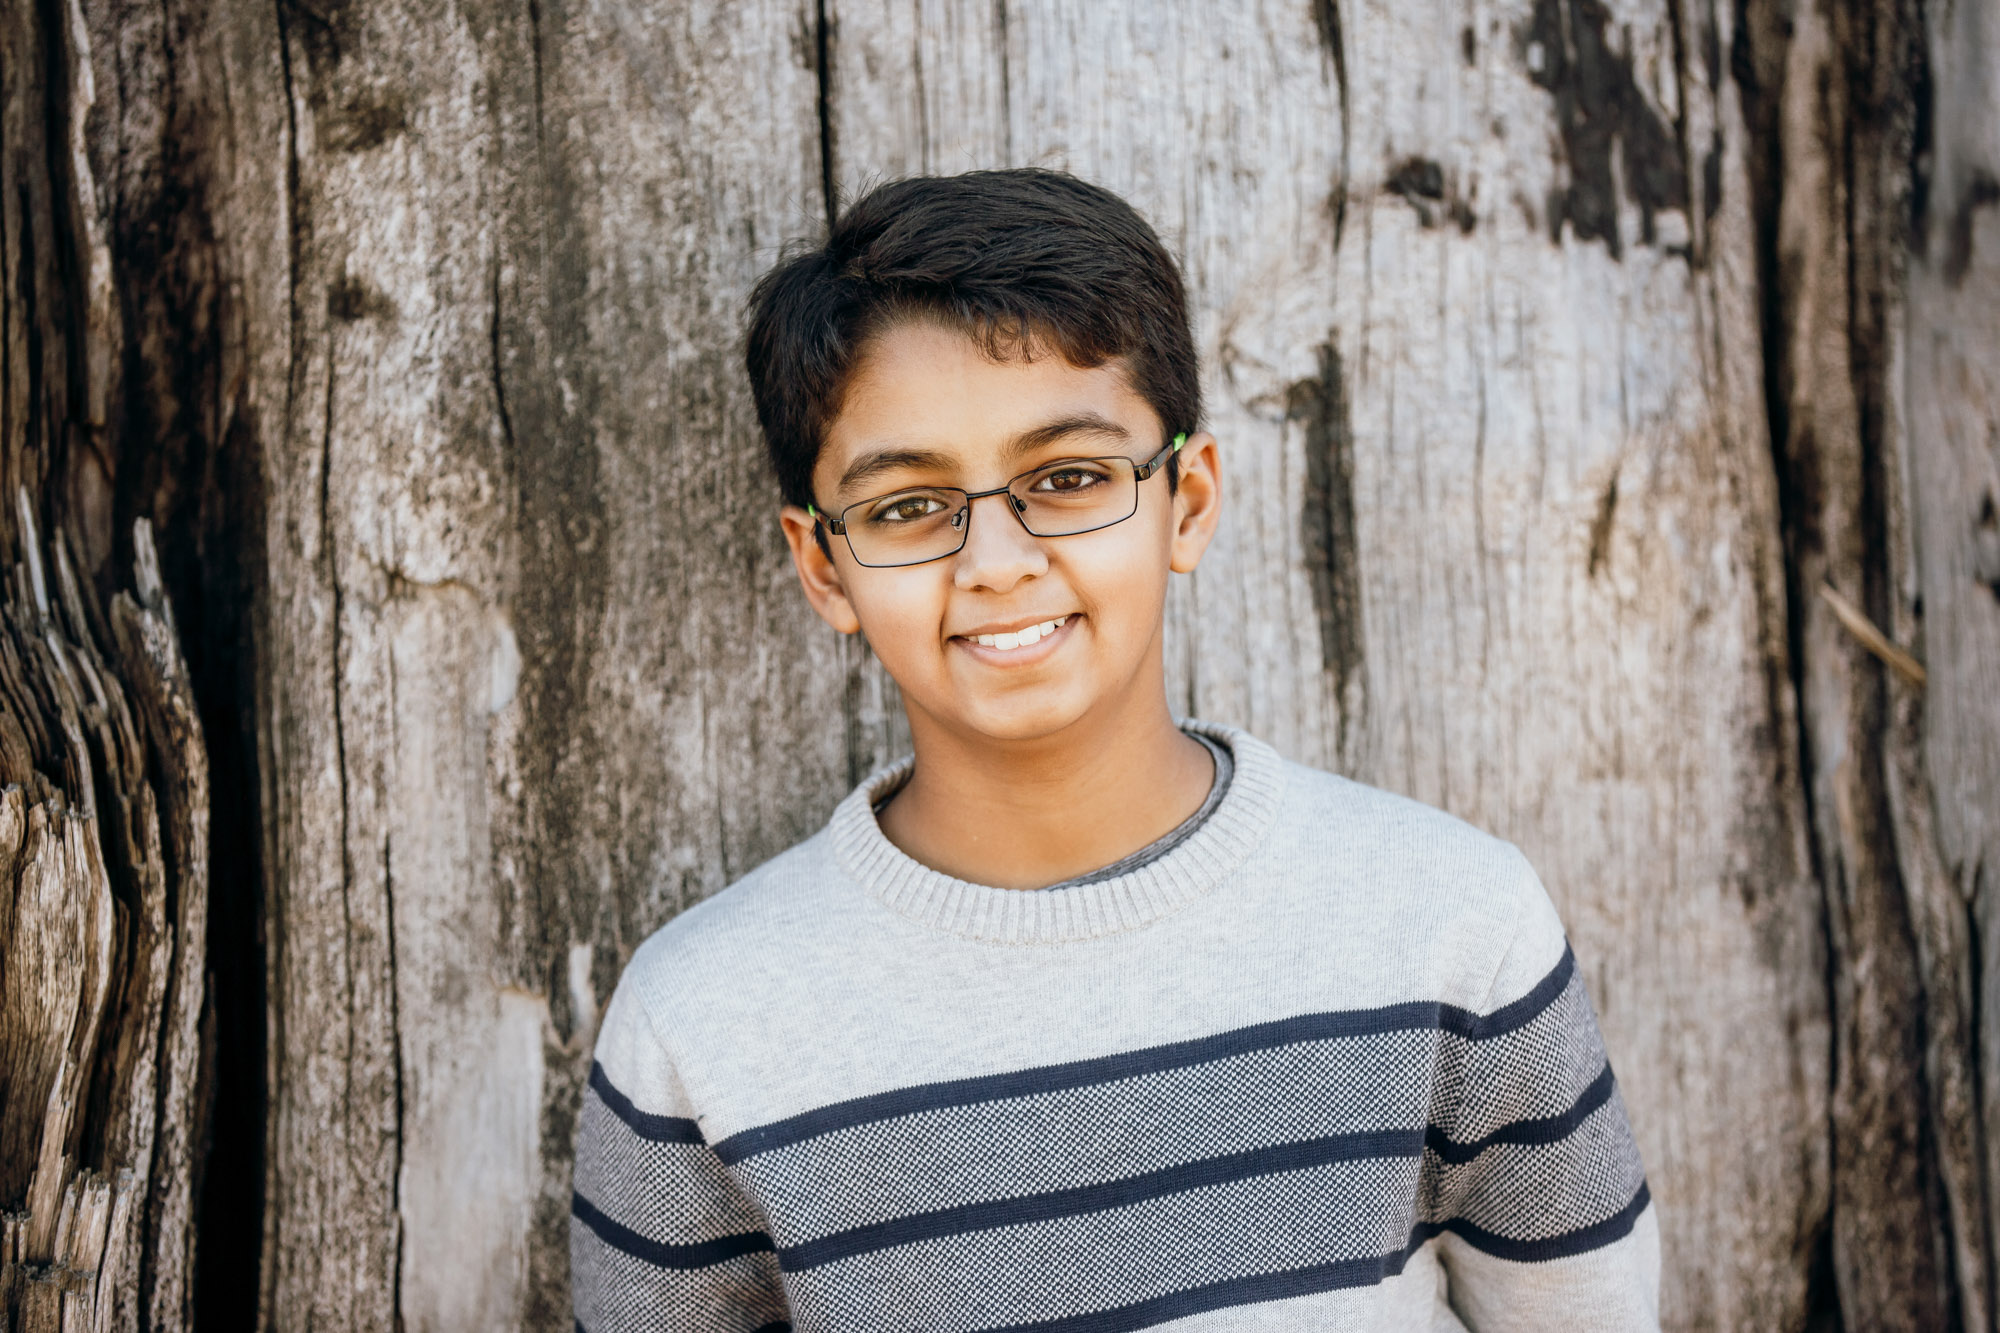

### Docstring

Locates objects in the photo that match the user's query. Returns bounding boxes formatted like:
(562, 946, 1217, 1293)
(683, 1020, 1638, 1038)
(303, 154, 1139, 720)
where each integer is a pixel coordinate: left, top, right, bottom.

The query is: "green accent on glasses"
(811, 433, 1187, 568)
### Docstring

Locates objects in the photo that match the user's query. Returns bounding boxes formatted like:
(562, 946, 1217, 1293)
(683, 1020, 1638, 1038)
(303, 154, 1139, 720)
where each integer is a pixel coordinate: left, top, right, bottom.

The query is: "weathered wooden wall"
(204, 0, 868, 1324)
(4, 0, 1996, 1328)
(1915, 0, 2000, 1318)
(1740, 0, 2000, 1323)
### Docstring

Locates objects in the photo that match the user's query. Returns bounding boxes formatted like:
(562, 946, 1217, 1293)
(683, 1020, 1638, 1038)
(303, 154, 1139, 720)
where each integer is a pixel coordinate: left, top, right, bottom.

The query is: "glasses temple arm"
(1133, 433, 1187, 481)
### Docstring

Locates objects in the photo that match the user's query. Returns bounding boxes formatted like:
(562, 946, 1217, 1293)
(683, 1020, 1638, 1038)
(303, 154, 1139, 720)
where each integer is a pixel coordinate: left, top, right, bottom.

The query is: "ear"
(780, 505, 863, 634)
(1168, 431, 1223, 574)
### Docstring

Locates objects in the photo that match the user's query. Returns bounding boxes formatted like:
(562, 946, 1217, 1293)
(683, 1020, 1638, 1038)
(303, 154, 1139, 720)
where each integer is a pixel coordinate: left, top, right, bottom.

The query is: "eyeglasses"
(809, 434, 1185, 569)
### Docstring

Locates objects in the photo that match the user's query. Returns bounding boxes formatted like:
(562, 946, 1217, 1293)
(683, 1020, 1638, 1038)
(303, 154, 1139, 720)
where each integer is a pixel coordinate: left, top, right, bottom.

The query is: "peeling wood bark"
(2, 0, 218, 1321)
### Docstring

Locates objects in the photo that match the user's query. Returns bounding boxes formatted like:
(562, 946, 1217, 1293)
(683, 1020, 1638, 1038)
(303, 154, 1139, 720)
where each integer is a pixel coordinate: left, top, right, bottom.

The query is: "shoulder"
(604, 830, 851, 1043)
(1235, 726, 1533, 908)
(1216, 726, 1563, 1011)
(1287, 757, 1529, 893)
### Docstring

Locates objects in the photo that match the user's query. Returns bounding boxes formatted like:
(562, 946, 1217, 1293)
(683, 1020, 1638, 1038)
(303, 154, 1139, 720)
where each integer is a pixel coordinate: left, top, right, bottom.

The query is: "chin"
(950, 692, 1098, 744)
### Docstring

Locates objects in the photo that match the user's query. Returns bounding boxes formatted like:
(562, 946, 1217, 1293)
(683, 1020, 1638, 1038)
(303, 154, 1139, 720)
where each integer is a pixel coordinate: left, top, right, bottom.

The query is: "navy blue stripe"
(1419, 1178, 1652, 1263)
(588, 1062, 705, 1144)
(973, 1177, 1650, 1333)
(777, 1128, 1423, 1272)
(717, 948, 1576, 1165)
(1467, 944, 1576, 1038)
(978, 1249, 1421, 1333)
(571, 1191, 774, 1270)
(1424, 1062, 1617, 1165)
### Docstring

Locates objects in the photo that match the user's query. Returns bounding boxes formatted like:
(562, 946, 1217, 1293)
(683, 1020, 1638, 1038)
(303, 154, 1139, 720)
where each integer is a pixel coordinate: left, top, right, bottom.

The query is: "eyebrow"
(834, 413, 1133, 497)
(836, 448, 958, 496)
(1005, 412, 1132, 458)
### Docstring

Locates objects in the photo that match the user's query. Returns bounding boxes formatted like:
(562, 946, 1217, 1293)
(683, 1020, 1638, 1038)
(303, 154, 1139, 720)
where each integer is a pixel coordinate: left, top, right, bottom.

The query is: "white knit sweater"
(571, 723, 1660, 1332)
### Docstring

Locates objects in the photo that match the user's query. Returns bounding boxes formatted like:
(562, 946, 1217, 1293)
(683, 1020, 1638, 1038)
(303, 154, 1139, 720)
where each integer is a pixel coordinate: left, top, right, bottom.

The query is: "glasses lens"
(1011, 457, 1139, 537)
(842, 487, 968, 567)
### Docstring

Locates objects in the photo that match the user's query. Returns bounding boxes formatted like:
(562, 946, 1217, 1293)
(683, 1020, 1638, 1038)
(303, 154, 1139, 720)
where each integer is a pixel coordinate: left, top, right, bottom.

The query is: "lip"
(952, 612, 1077, 639)
(950, 613, 1078, 663)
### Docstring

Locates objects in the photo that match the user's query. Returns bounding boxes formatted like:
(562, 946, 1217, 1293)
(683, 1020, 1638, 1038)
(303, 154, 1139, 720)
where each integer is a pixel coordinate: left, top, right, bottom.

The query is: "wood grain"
(228, 0, 849, 1322)
(1744, 0, 1999, 1322)
(9, 0, 1990, 1326)
(1909, 0, 2000, 1313)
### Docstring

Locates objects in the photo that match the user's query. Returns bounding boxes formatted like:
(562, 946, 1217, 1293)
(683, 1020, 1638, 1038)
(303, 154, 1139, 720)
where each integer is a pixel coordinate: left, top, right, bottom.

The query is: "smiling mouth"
(960, 615, 1072, 652)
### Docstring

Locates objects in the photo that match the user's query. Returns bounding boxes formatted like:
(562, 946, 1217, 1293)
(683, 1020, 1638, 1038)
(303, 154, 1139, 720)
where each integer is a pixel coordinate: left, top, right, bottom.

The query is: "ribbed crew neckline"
(829, 721, 1286, 944)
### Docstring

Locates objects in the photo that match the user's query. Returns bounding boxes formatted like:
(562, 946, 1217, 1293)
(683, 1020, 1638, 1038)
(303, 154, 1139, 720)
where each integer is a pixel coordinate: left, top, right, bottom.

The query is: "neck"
(878, 664, 1214, 891)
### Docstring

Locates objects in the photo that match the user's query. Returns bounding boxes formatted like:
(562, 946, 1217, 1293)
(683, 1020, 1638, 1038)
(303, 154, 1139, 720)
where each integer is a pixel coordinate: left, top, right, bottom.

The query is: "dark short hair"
(744, 169, 1201, 512)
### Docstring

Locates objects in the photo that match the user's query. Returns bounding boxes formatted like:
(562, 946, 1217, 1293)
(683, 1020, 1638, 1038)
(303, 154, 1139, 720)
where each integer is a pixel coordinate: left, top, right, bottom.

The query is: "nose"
(952, 489, 1047, 593)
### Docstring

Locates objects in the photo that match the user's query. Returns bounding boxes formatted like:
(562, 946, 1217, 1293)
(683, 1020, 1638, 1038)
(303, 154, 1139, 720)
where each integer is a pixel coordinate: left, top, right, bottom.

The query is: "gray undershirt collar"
(1040, 732, 1233, 890)
(869, 729, 1237, 892)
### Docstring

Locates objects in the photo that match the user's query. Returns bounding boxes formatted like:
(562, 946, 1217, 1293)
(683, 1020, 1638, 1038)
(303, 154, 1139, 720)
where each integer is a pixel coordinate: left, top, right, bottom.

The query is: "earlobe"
(779, 505, 863, 634)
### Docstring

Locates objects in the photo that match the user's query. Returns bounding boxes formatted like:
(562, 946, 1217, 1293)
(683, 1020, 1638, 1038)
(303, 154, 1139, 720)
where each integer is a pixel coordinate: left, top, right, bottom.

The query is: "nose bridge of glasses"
(950, 481, 1039, 556)
(957, 482, 1031, 527)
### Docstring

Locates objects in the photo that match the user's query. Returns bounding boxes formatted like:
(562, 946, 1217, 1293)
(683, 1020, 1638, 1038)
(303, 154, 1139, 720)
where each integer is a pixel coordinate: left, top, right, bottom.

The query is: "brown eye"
(866, 493, 950, 525)
(1031, 465, 1111, 495)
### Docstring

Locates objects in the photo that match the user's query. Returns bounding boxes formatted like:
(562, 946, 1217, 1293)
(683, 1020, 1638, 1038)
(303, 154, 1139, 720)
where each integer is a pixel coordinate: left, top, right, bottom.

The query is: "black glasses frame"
(809, 433, 1186, 569)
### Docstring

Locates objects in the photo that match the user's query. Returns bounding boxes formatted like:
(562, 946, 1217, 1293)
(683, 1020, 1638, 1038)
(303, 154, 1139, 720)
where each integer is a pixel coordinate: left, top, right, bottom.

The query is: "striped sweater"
(570, 724, 1659, 1331)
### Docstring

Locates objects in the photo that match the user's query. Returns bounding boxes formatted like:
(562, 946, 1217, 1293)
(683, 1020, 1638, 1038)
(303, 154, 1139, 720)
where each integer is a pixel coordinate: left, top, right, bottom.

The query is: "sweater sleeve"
(1424, 858, 1661, 1332)
(570, 964, 791, 1333)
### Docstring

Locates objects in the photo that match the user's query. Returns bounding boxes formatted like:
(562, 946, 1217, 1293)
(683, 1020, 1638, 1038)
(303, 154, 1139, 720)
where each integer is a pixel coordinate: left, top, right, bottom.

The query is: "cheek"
(846, 574, 950, 665)
(1070, 511, 1175, 603)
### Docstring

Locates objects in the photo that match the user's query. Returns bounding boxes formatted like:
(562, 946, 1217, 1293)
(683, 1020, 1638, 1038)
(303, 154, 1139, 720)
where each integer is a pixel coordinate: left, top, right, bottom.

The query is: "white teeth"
(968, 615, 1068, 652)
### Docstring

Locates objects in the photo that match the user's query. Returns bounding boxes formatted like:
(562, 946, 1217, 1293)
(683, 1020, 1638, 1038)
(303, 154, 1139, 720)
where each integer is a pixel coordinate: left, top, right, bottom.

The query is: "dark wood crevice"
(1737, 0, 1991, 1327)
(2, 0, 224, 1318)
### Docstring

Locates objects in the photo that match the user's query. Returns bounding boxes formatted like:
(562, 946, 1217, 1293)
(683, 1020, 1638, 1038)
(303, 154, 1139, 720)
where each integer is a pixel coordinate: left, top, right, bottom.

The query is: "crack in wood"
(1311, 0, 1349, 248)
(489, 263, 515, 457)
(524, 0, 545, 156)
(993, 0, 1010, 157)
(381, 828, 405, 1333)
(814, 0, 836, 231)
(260, 2, 302, 1317)
(1587, 473, 1619, 578)
(1290, 340, 1363, 755)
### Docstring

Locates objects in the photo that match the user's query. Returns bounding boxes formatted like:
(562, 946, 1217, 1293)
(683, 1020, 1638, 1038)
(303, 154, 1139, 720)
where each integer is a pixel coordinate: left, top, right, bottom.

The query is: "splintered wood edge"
(1817, 581, 1928, 688)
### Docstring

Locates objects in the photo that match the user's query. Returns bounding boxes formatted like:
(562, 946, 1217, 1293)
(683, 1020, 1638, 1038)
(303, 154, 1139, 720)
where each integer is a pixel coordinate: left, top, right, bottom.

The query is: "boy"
(571, 169, 1659, 1331)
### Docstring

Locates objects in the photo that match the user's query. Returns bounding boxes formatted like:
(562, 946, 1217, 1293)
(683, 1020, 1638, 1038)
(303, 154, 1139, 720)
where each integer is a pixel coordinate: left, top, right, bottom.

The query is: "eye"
(1029, 463, 1112, 494)
(866, 492, 951, 524)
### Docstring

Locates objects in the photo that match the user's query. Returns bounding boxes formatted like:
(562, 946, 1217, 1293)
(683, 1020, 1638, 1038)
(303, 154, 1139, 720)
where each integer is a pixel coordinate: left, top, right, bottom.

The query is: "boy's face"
(779, 320, 1222, 746)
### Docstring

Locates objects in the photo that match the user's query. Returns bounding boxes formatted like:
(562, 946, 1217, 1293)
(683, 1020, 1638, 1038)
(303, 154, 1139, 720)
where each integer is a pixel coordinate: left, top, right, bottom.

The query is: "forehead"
(817, 321, 1155, 488)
